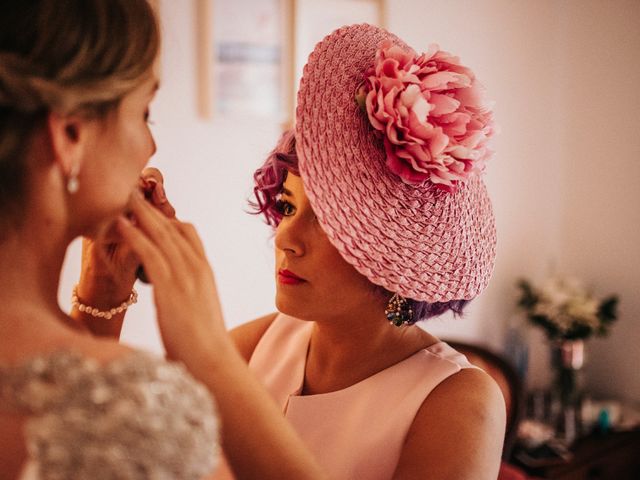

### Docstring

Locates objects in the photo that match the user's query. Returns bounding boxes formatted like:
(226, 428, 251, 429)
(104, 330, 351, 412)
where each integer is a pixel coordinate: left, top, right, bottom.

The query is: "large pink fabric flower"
(361, 41, 495, 193)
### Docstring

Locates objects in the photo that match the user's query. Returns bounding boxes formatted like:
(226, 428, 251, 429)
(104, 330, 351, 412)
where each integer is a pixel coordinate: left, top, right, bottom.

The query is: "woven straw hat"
(295, 24, 496, 303)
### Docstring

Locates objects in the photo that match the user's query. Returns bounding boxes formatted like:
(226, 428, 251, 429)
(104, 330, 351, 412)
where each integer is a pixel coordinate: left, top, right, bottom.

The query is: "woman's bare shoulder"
(393, 368, 506, 480)
(229, 312, 279, 362)
(0, 325, 135, 368)
(71, 335, 138, 365)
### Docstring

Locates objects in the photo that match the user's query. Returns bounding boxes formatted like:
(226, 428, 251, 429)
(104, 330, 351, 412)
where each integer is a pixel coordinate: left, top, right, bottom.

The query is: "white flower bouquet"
(516, 276, 618, 340)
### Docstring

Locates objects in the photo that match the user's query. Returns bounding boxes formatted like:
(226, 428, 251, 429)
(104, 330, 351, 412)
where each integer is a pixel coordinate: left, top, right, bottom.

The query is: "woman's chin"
(79, 214, 120, 241)
(275, 296, 305, 320)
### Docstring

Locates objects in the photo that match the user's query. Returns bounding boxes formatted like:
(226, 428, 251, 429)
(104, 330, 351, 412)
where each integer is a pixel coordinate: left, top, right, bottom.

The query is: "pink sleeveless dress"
(213, 314, 475, 480)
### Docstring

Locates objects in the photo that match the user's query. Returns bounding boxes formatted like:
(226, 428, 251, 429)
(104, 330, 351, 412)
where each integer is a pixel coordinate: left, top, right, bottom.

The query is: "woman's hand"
(115, 191, 225, 365)
(72, 168, 176, 337)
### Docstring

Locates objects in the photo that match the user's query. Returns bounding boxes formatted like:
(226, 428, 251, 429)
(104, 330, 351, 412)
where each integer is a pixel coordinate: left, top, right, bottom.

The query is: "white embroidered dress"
(0, 351, 219, 480)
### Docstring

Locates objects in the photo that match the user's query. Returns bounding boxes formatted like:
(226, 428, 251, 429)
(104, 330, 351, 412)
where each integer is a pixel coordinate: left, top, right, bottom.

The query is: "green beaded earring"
(385, 293, 414, 327)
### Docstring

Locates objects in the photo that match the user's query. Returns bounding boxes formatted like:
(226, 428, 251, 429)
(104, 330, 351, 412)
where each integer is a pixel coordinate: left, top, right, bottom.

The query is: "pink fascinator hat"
(295, 24, 497, 303)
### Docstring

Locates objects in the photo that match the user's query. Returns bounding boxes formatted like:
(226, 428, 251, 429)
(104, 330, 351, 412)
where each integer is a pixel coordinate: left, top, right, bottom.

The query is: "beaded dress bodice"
(0, 351, 219, 480)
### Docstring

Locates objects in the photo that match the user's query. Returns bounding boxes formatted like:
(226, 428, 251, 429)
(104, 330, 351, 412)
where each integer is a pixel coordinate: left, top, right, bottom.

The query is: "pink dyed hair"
(249, 129, 298, 228)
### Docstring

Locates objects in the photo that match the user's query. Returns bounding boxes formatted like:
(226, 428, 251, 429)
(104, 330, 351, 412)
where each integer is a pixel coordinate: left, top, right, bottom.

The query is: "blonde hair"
(0, 0, 160, 229)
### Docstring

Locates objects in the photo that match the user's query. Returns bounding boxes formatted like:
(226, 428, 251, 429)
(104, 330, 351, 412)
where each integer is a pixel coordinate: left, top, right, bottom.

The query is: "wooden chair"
(445, 340, 525, 460)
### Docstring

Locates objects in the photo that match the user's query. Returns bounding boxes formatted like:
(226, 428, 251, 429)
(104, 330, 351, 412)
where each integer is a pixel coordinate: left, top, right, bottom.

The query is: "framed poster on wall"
(196, 0, 294, 122)
(197, 0, 384, 124)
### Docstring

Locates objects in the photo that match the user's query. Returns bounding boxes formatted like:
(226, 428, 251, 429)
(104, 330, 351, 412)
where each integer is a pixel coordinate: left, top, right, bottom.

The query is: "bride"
(0, 1, 325, 479)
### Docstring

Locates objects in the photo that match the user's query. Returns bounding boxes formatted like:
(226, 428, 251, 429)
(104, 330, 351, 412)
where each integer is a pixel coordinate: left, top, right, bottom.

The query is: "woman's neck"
(0, 221, 70, 328)
(302, 308, 436, 395)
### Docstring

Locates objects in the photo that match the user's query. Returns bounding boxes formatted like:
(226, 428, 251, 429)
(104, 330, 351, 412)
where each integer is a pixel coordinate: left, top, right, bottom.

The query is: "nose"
(274, 216, 305, 257)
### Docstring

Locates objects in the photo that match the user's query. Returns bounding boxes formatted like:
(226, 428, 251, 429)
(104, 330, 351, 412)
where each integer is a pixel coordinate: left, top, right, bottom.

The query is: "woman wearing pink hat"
(213, 23, 505, 480)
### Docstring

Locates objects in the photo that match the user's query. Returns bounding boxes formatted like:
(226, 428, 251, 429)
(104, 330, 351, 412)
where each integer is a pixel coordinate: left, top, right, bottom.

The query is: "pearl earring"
(67, 163, 80, 194)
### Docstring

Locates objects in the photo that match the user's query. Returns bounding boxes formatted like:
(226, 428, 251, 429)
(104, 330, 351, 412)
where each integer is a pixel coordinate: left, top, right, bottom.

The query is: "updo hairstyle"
(0, 0, 160, 230)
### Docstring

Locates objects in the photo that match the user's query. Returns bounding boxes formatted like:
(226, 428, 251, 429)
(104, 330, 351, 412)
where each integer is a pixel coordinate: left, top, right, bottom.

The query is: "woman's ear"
(45, 112, 94, 180)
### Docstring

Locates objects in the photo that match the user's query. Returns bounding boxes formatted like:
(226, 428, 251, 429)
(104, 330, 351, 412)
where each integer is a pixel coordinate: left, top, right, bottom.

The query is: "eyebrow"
(281, 187, 293, 196)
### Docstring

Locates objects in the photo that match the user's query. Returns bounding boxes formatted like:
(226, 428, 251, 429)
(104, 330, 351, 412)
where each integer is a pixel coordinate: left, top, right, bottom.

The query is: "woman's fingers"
(129, 192, 184, 255)
(176, 222, 207, 258)
(116, 216, 171, 283)
(140, 168, 176, 218)
(128, 193, 203, 272)
(152, 182, 176, 218)
(141, 167, 164, 184)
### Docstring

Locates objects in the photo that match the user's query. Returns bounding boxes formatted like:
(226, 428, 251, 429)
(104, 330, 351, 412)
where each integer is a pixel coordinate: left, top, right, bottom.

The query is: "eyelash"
(275, 199, 295, 216)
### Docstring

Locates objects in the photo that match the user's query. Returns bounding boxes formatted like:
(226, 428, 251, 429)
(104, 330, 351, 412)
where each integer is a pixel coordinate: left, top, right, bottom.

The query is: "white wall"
(59, 0, 640, 401)
(555, 0, 640, 402)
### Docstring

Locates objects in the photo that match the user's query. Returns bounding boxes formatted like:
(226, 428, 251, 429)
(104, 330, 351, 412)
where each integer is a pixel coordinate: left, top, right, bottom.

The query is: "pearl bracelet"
(71, 285, 138, 320)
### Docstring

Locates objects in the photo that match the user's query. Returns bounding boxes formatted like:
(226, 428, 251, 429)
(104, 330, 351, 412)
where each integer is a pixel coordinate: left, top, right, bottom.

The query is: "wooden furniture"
(515, 429, 640, 480)
(447, 342, 640, 479)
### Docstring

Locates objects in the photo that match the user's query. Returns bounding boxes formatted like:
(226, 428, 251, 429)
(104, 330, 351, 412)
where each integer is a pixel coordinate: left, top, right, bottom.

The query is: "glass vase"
(551, 339, 585, 404)
(550, 339, 585, 443)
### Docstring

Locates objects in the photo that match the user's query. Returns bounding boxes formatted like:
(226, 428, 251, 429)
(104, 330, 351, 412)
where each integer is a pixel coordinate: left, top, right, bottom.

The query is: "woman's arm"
(69, 236, 136, 338)
(72, 168, 175, 338)
(392, 368, 506, 480)
(117, 192, 326, 480)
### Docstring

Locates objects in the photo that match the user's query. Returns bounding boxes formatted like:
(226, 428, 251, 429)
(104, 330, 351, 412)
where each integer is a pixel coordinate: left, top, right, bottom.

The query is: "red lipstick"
(278, 269, 306, 285)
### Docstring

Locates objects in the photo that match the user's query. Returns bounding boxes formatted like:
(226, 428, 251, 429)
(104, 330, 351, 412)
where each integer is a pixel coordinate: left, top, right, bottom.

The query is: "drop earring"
(66, 163, 80, 194)
(385, 293, 414, 327)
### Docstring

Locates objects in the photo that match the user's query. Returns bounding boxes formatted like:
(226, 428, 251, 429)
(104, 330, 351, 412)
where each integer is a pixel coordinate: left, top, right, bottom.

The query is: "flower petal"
(429, 93, 460, 116)
(358, 41, 495, 189)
